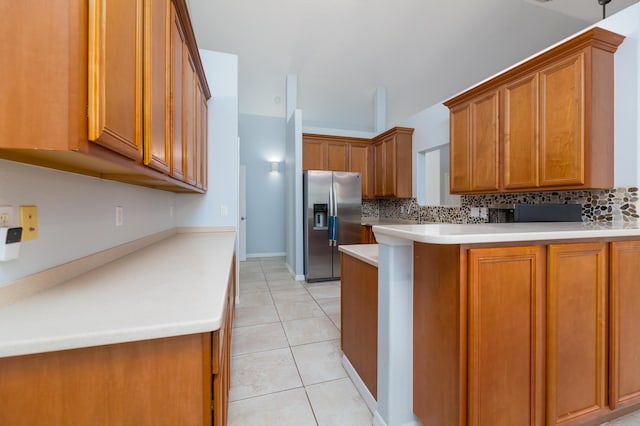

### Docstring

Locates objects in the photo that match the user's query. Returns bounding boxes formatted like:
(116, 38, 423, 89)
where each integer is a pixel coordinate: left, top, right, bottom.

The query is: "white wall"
(239, 113, 286, 256)
(0, 161, 175, 287)
(598, 4, 640, 186)
(402, 3, 640, 200)
(0, 48, 239, 288)
(177, 50, 239, 227)
(400, 103, 450, 198)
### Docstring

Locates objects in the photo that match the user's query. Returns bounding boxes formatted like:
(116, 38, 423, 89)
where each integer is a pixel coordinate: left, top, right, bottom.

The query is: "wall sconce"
(270, 161, 280, 173)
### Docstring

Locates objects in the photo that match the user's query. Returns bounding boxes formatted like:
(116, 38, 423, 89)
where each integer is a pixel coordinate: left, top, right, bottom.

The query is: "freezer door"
(333, 172, 362, 275)
(304, 171, 335, 281)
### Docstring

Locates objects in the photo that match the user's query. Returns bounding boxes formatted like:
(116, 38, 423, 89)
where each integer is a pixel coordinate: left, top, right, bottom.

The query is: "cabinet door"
(470, 92, 499, 192)
(383, 137, 397, 197)
(610, 241, 640, 409)
(327, 142, 348, 171)
(198, 86, 208, 191)
(539, 53, 585, 187)
(303, 140, 326, 171)
(449, 103, 472, 193)
(88, 0, 144, 160)
(184, 56, 197, 185)
(468, 246, 545, 426)
(349, 144, 372, 199)
(374, 142, 385, 197)
(547, 242, 608, 425)
(143, 0, 170, 173)
(170, 4, 185, 181)
(341, 253, 378, 398)
(503, 74, 538, 189)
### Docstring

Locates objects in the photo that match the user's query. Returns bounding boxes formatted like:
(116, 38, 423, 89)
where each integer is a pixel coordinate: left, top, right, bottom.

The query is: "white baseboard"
(284, 262, 306, 281)
(373, 411, 386, 426)
(372, 411, 421, 426)
(342, 355, 377, 414)
(246, 252, 286, 258)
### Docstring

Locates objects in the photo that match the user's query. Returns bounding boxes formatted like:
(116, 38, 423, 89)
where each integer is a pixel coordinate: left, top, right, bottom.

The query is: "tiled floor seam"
(228, 383, 306, 404)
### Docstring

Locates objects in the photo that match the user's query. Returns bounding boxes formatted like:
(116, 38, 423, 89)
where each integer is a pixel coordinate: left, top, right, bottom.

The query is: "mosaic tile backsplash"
(363, 187, 639, 224)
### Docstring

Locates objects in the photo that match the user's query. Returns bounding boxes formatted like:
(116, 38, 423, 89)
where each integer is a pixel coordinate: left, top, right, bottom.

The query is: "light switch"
(20, 205, 38, 240)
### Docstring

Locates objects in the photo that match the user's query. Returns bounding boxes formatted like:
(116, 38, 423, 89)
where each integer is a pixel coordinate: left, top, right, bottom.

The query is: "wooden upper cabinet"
(302, 128, 412, 198)
(184, 56, 197, 185)
(445, 27, 624, 194)
(0, 0, 210, 193)
(449, 91, 500, 193)
(144, 0, 171, 174)
(539, 53, 584, 187)
(88, 0, 144, 160)
(449, 103, 472, 193)
(373, 127, 413, 198)
(609, 241, 640, 411)
(503, 73, 539, 189)
(470, 91, 499, 191)
(170, 4, 185, 181)
(547, 242, 608, 425)
(374, 142, 385, 197)
(197, 83, 208, 190)
(349, 144, 373, 199)
(468, 246, 545, 426)
(302, 138, 327, 171)
(327, 142, 348, 171)
(383, 136, 397, 196)
(375, 137, 395, 197)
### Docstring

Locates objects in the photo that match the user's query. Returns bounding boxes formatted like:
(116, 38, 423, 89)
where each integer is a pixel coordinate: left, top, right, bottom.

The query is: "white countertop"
(0, 231, 236, 358)
(339, 244, 379, 267)
(372, 222, 640, 245)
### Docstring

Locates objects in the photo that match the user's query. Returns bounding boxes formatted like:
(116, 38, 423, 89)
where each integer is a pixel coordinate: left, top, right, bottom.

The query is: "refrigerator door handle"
(328, 187, 334, 246)
(332, 183, 338, 246)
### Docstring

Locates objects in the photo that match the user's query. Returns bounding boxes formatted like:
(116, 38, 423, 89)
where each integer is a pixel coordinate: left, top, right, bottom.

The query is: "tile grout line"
(262, 260, 322, 426)
(234, 258, 360, 425)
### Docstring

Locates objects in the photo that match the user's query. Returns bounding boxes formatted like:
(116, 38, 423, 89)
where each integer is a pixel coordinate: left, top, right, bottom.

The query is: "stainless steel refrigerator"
(303, 171, 362, 282)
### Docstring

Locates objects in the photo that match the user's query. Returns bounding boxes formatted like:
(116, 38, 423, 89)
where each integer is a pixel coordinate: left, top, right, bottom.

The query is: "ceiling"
(187, 0, 639, 131)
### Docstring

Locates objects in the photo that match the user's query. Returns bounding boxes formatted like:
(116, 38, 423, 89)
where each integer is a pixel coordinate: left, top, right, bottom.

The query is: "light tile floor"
(232, 257, 640, 426)
(230, 257, 372, 426)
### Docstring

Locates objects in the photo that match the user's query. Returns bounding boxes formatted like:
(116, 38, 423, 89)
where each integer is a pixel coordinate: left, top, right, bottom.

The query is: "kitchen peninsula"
(372, 222, 640, 426)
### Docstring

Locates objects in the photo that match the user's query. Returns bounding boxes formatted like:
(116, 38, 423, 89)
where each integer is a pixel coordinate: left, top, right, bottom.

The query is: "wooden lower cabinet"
(361, 225, 377, 244)
(0, 334, 213, 426)
(547, 243, 608, 425)
(341, 252, 378, 398)
(468, 246, 545, 426)
(414, 239, 640, 426)
(213, 260, 235, 426)
(0, 264, 235, 426)
(610, 241, 640, 410)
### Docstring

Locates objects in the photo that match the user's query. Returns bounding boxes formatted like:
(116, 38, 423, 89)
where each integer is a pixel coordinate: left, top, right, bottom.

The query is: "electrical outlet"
(479, 207, 488, 219)
(115, 206, 124, 226)
(0, 206, 12, 226)
(19, 206, 38, 240)
(470, 207, 480, 218)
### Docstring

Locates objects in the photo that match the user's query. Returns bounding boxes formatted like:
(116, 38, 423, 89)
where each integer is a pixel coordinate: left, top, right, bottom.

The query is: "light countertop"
(372, 222, 640, 245)
(0, 231, 236, 358)
(339, 244, 378, 267)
